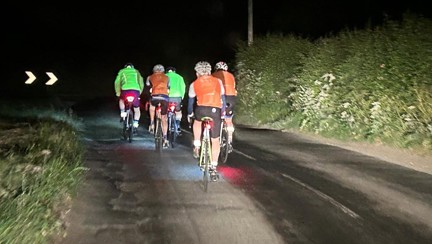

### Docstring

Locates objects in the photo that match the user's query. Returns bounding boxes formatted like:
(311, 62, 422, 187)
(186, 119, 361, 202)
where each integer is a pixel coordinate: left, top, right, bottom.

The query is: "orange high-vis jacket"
(212, 70, 237, 96)
(147, 72, 169, 95)
(192, 75, 223, 108)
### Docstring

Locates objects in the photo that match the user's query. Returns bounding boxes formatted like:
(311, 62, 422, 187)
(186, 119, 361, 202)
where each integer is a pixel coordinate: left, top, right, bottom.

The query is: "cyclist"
(114, 63, 144, 129)
(187, 61, 226, 178)
(146, 64, 170, 148)
(212, 61, 237, 149)
(166, 66, 186, 134)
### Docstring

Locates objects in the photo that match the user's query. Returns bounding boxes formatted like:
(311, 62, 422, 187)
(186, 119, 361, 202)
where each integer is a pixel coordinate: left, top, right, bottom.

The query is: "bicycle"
(167, 101, 180, 148)
(218, 118, 233, 164)
(154, 102, 163, 153)
(122, 95, 135, 143)
(196, 116, 219, 192)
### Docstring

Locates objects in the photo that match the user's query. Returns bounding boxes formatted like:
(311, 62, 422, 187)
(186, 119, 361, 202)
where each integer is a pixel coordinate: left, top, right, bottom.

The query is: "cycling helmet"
(166, 66, 176, 72)
(124, 63, 134, 68)
(153, 64, 165, 72)
(194, 61, 211, 75)
(214, 61, 228, 71)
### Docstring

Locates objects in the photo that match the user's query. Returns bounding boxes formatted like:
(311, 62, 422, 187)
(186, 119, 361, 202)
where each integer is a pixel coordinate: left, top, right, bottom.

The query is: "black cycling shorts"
(194, 106, 222, 139)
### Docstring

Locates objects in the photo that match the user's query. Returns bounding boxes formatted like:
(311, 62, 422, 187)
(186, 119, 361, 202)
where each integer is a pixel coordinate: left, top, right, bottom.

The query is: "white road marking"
(233, 149, 256, 161)
(281, 173, 360, 219)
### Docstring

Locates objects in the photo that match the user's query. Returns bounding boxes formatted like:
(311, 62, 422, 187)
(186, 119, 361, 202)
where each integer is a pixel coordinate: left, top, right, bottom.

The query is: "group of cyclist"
(114, 60, 237, 178)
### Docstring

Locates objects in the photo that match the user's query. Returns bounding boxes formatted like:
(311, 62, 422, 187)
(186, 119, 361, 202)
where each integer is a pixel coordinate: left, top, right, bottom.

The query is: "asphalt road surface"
(59, 97, 432, 244)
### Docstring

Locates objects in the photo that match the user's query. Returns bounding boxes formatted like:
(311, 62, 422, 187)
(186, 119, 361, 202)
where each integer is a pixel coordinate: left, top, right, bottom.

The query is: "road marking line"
(281, 173, 360, 219)
(233, 149, 256, 161)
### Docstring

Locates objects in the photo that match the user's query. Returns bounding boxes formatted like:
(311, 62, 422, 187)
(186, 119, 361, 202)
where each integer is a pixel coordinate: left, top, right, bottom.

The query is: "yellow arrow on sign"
(25, 71, 36, 84)
(45, 72, 58, 85)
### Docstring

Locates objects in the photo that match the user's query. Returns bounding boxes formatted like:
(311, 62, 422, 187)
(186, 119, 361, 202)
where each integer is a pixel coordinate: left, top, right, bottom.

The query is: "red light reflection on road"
(218, 164, 258, 186)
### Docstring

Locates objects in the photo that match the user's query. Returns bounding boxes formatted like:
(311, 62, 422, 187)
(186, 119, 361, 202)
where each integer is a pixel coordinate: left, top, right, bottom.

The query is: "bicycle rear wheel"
(127, 110, 134, 143)
(122, 109, 131, 141)
(202, 140, 211, 192)
(122, 118, 128, 141)
(154, 118, 163, 153)
(219, 125, 229, 164)
(167, 113, 177, 148)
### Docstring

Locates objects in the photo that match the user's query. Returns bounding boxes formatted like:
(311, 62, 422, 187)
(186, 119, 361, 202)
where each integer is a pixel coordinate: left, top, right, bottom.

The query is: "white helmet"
(153, 64, 165, 72)
(214, 61, 228, 71)
(194, 61, 211, 75)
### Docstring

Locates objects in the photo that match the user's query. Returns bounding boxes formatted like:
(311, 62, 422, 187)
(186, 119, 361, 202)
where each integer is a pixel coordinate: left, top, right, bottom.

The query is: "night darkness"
(3, 0, 431, 98)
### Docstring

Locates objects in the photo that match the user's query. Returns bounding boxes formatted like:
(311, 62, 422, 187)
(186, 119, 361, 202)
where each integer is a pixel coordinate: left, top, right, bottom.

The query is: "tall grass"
(0, 99, 86, 243)
(235, 13, 432, 152)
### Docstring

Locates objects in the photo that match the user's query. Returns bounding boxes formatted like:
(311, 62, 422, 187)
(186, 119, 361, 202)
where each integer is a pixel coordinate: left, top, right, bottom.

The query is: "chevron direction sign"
(45, 72, 58, 85)
(25, 71, 58, 85)
(25, 71, 36, 84)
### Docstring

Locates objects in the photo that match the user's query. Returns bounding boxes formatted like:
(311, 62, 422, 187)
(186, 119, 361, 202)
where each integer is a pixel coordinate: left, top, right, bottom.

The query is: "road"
(59, 97, 432, 244)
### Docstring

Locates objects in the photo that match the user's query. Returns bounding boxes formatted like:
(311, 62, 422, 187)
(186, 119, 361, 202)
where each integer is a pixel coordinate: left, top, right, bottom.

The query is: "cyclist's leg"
(149, 104, 155, 123)
(119, 91, 127, 118)
(192, 106, 205, 158)
(149, 98, 157, 132)
(192, 120, 202, 158)
(119, 99, 126, 115)
(210, 107, 222, 171)
(130, 90, 141, 128)
(211, 137, 220, 167)
(225, 96, 236, 143)
(159, 100, 169, 147)
(169, 97, 183, 132)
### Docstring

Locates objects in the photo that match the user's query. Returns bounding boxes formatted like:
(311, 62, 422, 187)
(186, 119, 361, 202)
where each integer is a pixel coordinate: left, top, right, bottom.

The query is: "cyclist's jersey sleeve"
(167, 72, 186, 99)
(114, 67, 143, 96)
(137, 71, 144, 94)
(212, 70, 237, 96)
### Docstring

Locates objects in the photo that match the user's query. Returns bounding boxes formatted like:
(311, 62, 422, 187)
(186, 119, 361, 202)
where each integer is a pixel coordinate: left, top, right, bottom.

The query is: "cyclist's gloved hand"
(221, 110, 226, 119)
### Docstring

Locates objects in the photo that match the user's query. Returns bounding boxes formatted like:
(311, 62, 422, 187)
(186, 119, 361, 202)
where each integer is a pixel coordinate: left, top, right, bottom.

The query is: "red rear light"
(126, 96, 134, 102)
(169, 102, 176, 112)
(205, 121, 213, 130)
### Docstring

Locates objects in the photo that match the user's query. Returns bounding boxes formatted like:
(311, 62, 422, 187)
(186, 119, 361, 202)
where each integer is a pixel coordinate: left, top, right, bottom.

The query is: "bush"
(234, 12, 432, 152)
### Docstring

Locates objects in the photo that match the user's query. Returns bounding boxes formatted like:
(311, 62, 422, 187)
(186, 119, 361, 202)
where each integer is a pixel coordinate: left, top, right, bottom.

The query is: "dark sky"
(3, 0, 430, 97)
